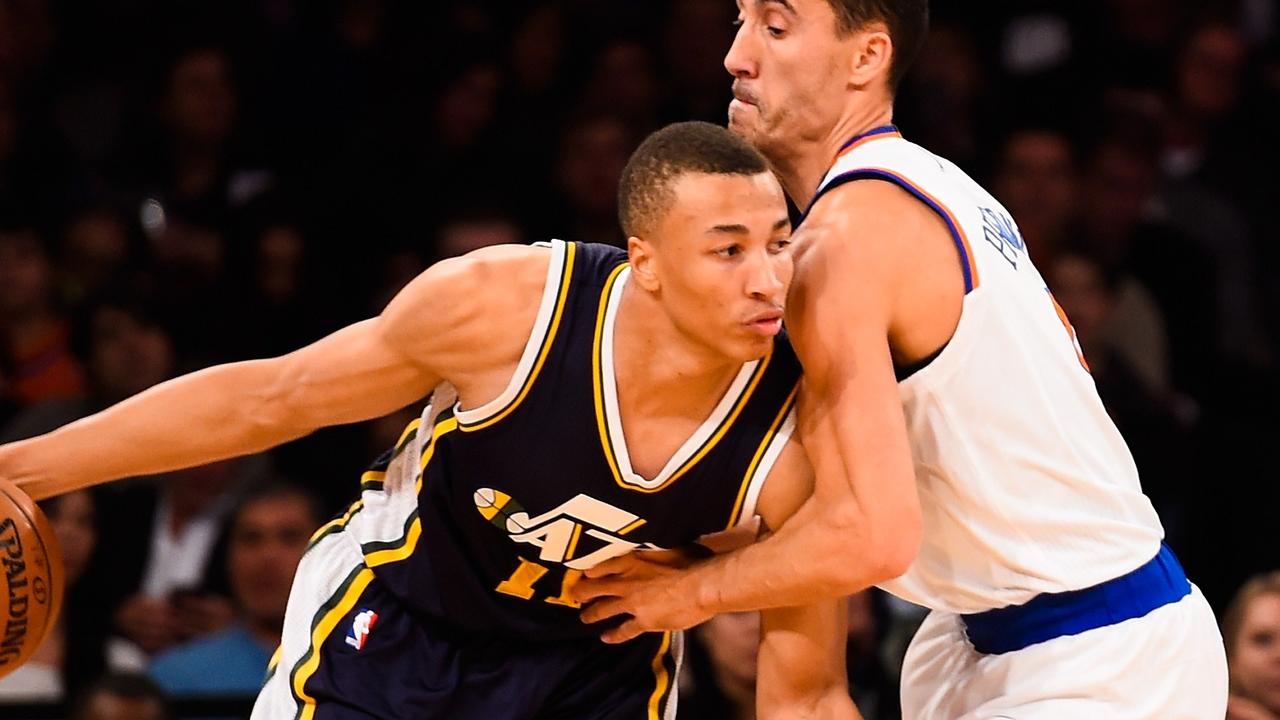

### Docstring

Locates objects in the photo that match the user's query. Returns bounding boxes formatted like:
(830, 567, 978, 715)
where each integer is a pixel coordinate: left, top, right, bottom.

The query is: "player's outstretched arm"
(0, 244, 551, 500)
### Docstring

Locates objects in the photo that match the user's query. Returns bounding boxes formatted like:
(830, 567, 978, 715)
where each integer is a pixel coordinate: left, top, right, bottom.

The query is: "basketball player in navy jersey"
(0, 122, 858, 719)
(576, 2, 1227, 718)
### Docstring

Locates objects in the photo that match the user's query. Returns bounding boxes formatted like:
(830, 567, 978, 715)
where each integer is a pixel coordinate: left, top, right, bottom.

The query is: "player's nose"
(745, 251, 786, 300)
(725, 23, 757, 79)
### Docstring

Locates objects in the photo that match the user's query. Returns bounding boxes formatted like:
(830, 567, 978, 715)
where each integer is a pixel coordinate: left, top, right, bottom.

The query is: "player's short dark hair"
(618, 121, 770, 238)
(824, 0, 929, 91)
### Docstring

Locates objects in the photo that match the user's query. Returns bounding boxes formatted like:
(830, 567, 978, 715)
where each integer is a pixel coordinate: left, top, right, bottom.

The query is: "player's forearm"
(757, 603, 861, 720)
(0, 360, 308, 499)
(686, 497, 912, 614)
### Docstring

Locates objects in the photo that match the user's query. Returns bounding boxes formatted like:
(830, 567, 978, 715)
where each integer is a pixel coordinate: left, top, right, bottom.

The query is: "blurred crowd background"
(1, 0, 1278, 718)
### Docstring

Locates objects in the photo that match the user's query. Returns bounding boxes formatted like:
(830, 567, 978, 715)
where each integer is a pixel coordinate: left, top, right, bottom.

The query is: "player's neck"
(769, 103, 895, 210)
(612, 285, 743, 413)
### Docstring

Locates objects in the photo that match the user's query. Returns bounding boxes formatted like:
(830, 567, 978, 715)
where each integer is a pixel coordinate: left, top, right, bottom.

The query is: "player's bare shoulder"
(793, 178, 965, 366)
(378, 243, 556, 403)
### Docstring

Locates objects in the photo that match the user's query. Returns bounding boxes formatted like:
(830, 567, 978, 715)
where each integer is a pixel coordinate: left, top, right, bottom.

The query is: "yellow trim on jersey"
(592, 262, 773, 494)
(592, 263, 632, 485)
(291, 567, 375, 720)
(647, 631, 674, 719)
(266, 645, 282, 675)
(460, 242, 577, 433)
(393, 418, 422, 451)
(361, 416, 459, 567)
(307, 498, 364, 547)
(726, 383, 799, 530)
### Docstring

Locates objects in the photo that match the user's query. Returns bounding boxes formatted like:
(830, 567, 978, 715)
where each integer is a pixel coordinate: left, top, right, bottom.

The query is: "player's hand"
(573, 553, 714, 644)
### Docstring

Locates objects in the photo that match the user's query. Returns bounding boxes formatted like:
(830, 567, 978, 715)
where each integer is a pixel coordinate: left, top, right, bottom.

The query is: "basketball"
(0, 480, 64, 680)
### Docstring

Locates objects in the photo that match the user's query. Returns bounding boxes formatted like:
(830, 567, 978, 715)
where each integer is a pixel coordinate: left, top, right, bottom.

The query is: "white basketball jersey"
(814, 128, 1165, 613)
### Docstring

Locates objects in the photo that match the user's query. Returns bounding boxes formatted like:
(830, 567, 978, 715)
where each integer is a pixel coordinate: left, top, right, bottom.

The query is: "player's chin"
(728, 334, 775, 363)
(727, 103, 761, 136)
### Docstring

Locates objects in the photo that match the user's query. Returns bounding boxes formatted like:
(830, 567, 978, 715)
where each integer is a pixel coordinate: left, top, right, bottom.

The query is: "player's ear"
(628, 236, 661, 292)
(849, 23, 892, 89)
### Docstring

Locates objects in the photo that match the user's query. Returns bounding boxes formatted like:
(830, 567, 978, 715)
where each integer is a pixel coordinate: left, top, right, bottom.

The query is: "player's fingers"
(583, 555, 636, 579)
(570, 576, 627, 603)
(601, 619, 643, 644)
(579, 597, 629, 624)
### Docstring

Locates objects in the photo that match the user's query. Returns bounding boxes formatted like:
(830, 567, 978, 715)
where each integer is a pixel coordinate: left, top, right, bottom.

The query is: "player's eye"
(715, 245, 742, 258)
(768, 239, 792, 253)
(767, 26, 785, 38)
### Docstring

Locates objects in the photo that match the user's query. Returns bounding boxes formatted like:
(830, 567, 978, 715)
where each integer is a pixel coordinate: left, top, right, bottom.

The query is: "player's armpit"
(757, 600, 861, 720)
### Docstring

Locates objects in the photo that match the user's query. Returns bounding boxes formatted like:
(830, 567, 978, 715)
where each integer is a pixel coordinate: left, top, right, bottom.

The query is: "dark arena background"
(1, 0, 1278, 718)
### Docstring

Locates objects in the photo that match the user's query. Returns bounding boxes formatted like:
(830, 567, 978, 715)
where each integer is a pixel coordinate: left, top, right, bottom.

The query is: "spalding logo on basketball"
(0, 480, 64, 680)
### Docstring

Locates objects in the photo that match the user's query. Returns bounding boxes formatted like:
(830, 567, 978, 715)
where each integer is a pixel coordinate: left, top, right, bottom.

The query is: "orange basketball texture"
(0, 479, 64, 680)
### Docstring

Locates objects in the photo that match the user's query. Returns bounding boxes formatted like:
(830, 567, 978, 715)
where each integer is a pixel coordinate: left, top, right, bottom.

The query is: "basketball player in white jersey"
(575, 2, 1230, 717)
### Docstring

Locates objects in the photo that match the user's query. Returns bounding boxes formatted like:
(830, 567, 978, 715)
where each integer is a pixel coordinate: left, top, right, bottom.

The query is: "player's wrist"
(690, 567, 724, 616)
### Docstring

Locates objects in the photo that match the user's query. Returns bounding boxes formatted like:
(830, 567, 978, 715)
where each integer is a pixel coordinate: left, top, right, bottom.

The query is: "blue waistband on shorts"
(960, 543, 1191, 655)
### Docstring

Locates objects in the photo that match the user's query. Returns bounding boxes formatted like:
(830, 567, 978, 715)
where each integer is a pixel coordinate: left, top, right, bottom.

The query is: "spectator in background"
(58, 206, 140, 310)
(70, 673, 171, 720)
(0, 490, 104, 703)
(1159, 20, 1271, 371)
(0, 226, 86, 407)
(95, 454, 271, 666)
(148, 43, 272, 218)
(845, 591, 899, 720)
(580, 38, 662, 133)
(661, 0, 735, 122)
(1223, 571, 1280, 720)
(551, 114, 634, 247)
(436, 210, 524, 260)
(1, 295, 174, 443)
(1078, 130, 1217, 399)
(150, 481, 321, 696)
(897, 23, 987, 171)
(1048, 251, 1195, 547)
(994, 125, 1170, 394)
(991, 127, 1078, 270)
(682, 610, 758, 720)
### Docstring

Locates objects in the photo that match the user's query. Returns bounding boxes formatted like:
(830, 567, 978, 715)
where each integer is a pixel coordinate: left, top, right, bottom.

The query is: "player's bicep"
(267, 317, 441, 431)
(270, 245, 547, 430)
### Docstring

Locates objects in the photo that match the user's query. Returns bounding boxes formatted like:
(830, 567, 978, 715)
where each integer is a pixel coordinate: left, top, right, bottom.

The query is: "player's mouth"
(745, 310, 784, 337)
(730, 83, 760, 111)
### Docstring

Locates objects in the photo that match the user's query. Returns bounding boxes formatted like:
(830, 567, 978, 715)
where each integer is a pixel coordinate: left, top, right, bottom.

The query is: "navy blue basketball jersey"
(324, 240, 801, 642)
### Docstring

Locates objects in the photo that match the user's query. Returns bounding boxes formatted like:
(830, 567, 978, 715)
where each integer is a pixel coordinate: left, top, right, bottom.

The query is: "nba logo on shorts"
(346, 609, 379, 651)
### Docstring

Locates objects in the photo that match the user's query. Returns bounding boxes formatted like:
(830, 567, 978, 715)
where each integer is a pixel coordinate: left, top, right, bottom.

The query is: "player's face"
(646, 171, 792, 363)
(725, 0, 861, 157)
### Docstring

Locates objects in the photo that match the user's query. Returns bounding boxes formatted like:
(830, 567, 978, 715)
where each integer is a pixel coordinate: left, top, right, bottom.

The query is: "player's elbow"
(821, 501, 920, 590)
